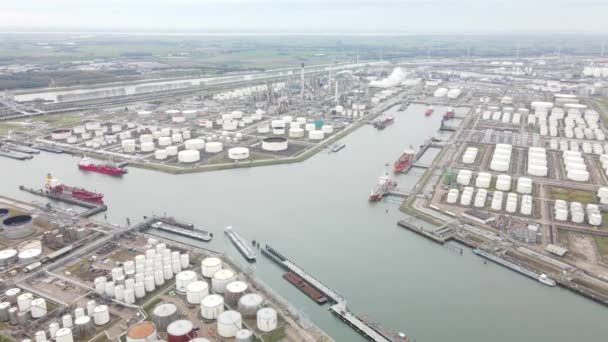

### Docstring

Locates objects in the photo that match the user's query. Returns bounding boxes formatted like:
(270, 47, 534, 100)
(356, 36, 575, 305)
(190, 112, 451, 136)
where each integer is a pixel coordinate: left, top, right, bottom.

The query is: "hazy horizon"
(1, 0, 608, 34)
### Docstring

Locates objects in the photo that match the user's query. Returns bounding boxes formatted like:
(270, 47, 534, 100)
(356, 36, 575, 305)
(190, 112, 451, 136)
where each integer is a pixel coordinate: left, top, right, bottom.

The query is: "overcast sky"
(1, 0, 607, 33)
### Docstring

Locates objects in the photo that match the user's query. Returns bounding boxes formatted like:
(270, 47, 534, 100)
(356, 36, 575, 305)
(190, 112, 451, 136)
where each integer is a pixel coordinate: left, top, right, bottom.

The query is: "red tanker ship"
(45, 173, 104, 204)
(78, 157, 127, 176)
(393, 148, 416, 173)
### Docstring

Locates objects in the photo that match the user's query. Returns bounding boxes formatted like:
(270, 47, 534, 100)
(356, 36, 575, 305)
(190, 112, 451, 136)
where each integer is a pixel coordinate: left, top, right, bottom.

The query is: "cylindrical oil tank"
(175, 270, 197, 293)
(212, 269, 236, 294)
(228, 147, 249, 160)
(93, 305, 110, 326)
(0, 249, 18, 267)
(144, 275, 155, 293)
(5, 288, 20, 304)
(217, 311, 242, 338)
(2, 215, 35, 239)
(186, 281, 209, 304)
(104, 282, 115, 297)
(115, 285, 125, 301)
(74, 307, 85, 319)
(18, 248, 41, 262)
(0, 302, 10, 321)
(141, 142, 155, 152)
(225, 281, 248, 306)
(62, 314, 73, 328)
(55, 328, 73, 342)
(201, 257, 222, 277)
(34, 330, 46, 342)
(154, 270, 165, 286)
(180, 254, 189, 269)
(261, 137, 288, 151)
(17, 311, 28, 326)
(257, 307, 278, 332)
(167, 320, 195, 342)
(163, 264, 173, 280)
(30, 298, 47, 318)
(8, 307, 17, 325)
(152, 303, 177, 332)
(200, 294, 224, 320)
(308, 130, 325, 140)
(125, 278, 135, 291)
(51, 129, 72, 140)
(17, 292, 33, 312)
(235, 329, 253, 342)
(205, 142, 223, 153)
(124, 288, 135, 304)
(74, 316, 94, 339)
(94, 277, 106, 295)
(178, 150, 200, 163)
(126, 322, 157, 342)
(238, 293, 263, 318)
(86, 300, 96, 316)
(135, 282, 145, 298)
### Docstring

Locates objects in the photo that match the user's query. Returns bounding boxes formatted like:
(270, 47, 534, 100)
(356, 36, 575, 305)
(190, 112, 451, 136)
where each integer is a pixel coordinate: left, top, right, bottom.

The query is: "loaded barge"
(473, 249, 556, 286)
(150, 220, 213, 242)
(224, 226, 256, 262)
(283, 272, 328, 304)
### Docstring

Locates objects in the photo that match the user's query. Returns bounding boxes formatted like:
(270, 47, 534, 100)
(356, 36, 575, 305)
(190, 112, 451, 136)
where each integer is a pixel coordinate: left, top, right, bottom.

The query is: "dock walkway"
(263, 245, 393, 342)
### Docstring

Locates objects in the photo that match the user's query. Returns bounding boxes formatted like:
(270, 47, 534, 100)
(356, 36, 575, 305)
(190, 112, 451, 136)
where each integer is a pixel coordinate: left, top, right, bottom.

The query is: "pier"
(224, 227, 256, 261)
(399, 138, 435, 174)
(397, 219, 455, 244)
(149, 220, 212, 241)
(18, 185, 107, 218)
(473, 248, 556, 286)
(263, 245, 400, 342)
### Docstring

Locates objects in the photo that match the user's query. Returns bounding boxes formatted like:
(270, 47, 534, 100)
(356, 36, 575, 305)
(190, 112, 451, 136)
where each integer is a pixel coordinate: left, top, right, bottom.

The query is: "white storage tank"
(175, 270, 197, 293)
(122, 139, 136, 153)
(228, 147, 250, 160)
(474, 189, 487, 208)
(201, 294, 224, 320)
(205, 142, 223, 153)
(262, 137, 288, 151)
(225, 281, 248, 306)
(178, 150, 200, 163)
(505, 193, 518, 213)
(186, 281, 209, 304)
(141, 142, 155, 152)
(257, 307, 278, 332)
(17, 293, 33, 312)
(496, 175, 512, 191)
(62, 314, 73, 328)
(30, 298, 47, 318)
(289, 128, 305, 138)
(308, 130, 325, 140)
(475, 172, 491, 189)
(491, 191, 504, 211)
(238, 293, 264, 317)
(218, 311, 243, 338)
(212, 269, 236, 294)
(516, 177, 533, 194)
(55, 328, 73, 342)
(456, 169, 472, 186)
(155, 149, 168, 160)
(446, 189, 459, 204)
(93, 305, 110, 326)
(201, 257, 222, 277)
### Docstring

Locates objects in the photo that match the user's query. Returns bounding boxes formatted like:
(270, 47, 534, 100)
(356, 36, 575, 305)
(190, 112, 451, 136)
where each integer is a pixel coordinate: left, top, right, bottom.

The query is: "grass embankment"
(549, 187, 596, 204)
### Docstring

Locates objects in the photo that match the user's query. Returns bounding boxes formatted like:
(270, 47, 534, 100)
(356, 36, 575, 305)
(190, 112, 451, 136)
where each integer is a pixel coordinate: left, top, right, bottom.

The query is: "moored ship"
(78, 157, 127, 176)
(443, 107, 455, 120)
(45, 173, 104, 204)
(369, 174, 396, 201)
(393, 148, 416, 173)
(373, 116, 395, 129)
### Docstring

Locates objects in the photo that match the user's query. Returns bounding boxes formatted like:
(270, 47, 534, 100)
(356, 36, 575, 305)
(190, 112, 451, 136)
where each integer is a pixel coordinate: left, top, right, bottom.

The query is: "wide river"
(1, 104, 608, 341)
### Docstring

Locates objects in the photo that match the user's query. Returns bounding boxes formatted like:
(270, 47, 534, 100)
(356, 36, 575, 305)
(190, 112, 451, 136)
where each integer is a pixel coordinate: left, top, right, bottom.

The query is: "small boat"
(443, 107, 455, 120)
(425, 106, 434, 116)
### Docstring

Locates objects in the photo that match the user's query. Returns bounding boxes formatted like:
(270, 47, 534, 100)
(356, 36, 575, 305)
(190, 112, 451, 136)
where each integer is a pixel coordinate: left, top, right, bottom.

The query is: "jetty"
(224, 226, 256, 261)
(263, 244, 406, 342)
(150, 220, 212, 242)
(18, 185, 107, 218)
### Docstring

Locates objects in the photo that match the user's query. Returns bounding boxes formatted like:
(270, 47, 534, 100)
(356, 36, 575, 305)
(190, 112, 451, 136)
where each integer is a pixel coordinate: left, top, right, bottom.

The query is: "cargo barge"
(224, 226, 256, 262)
(5, 143, 39, 154)
(473, 249, 556, 286)
(0, 147, 31, 160)
(33, 144, 63, 154)
(331, 143, 346, 152)
(283, 272, 328, 304)
(150, 221, 212, 242)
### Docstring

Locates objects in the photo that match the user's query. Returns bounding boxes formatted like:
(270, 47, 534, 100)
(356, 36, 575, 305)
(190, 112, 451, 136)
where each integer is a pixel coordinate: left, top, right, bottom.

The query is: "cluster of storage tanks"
(213, 83, 284, 101)
(461, 146, 478, 164)
(205, 110, 265, 132)
(550, 139, 607, 155)
(481, 107, 522, 125)
(554, 200, 602, 226)
(125, 254, 279, 341)
(449, 172, 533, 214)
(0, 288, 49, 330)
(532, 106, 603, 141)
(562, 150, 589, 182)
(370, 89, 397, 104)
(51, 121, 134, 148)
(334, 105, 364, 118)
(490, 144, 512, 172)
(433, 88, 461, 99)
(527, 147, 548, 177)
(121, 126, 194, 154)
(257, 116, 333, 141)
(582, 67, 608, 78)
(94, 242, 191, 304)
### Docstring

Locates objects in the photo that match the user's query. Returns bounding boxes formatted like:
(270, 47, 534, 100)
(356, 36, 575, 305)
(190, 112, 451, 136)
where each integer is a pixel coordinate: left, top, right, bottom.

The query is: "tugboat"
(425, 106, 434, 116)
(369, 174, 396, 202)
(443, 107, 455, 120)
(373, 116, 395, 129)
(393, 148, 416, 173)
(45, 173, 104, 204)
(78, 157, 127, 176)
